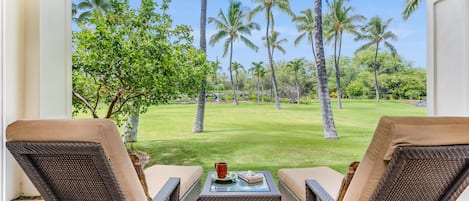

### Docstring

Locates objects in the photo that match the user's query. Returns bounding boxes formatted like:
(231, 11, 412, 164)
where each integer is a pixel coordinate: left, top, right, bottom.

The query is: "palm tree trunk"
(266, 7, 281, 110)
(311, 40, 318, 64)
(295, 73, 300, 103)
(229, 39, 239, 105)
(373, 42, 380, 103)
(193, 0, 207, 133)
(261, 79, 264, 102)
(338, 30, 344, 97)
(334, 31, 342, 109)
(236, 72, 239, 91)
(314, 0, 338, 140)
(257, 76, 261, 104)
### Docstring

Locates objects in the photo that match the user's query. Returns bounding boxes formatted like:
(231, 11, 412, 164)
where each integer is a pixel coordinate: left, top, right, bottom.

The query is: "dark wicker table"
(198, 171, 281, 201)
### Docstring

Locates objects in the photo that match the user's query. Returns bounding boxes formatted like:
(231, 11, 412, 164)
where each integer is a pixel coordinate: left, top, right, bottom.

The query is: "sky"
(164, 0, 427, 71)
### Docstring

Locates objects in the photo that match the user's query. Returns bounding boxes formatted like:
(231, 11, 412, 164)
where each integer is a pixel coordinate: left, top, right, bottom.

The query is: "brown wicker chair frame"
(306, 145, 469, 201)
(6, 141, 181, 201)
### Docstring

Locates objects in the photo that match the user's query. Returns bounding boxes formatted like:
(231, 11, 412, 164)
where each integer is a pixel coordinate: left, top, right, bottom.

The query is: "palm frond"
(240, 35, 259, 52)
(294, 33, 307, 46)
(384, 41, 397, 57)
(78, 11, 92, 23)
(274, 0, 294, 17)
(222, 38, 231, 57)
(276, 46, 286, 55)
(209, 31, 228, 46)
(383, 31, 398, 41)
(403, 0, 421, 20)
(247, 5, 263, 21)
(355, 41, 374, 54)
(78, 1, 93, 10)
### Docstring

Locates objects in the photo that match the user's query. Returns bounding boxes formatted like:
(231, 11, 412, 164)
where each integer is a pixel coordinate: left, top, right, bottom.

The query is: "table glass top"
(209, 172, 270, 192)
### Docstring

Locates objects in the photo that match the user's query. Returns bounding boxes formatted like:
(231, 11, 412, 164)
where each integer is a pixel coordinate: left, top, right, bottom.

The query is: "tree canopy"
(72, 0, 208, 124)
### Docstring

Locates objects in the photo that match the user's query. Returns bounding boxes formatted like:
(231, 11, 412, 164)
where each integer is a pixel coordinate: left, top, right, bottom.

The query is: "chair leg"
(181, 178, 201, 201)
(279, 180, 301, 201)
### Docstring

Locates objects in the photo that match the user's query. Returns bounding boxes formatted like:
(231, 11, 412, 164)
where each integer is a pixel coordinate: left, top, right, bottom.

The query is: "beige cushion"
(344, 116, 469, 201)
(144, 165, 202, 198)
(278, 167, 343, 201)
(6, 119, 147, 201)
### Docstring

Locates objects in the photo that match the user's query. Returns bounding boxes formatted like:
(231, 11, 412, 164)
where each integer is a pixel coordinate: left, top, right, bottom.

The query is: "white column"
(38, 0, 72, 119)
(4, 0, 25, 199)
(427, 0, 469, 116)
(3, 0, 72, 199)
(0, 0, 4, 199)
(428, 0, 469, 199)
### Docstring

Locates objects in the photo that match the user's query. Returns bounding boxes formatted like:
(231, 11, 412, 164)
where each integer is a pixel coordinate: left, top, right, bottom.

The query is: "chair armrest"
(306, 179, 336, 201)
(153, 177, 180, 201)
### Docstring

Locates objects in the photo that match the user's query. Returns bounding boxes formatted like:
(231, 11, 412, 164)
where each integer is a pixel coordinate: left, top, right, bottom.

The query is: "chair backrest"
(371, 145, 469, 201)
(6, 119, 147, 201)
(343, 116, 469, 201)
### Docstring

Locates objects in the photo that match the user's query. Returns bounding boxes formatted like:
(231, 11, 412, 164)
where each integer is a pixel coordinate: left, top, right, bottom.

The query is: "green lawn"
(128, 99, 426, 181)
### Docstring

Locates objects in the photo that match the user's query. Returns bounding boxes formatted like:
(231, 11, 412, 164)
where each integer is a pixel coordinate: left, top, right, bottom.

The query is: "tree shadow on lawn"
(201, 128, 248, 133)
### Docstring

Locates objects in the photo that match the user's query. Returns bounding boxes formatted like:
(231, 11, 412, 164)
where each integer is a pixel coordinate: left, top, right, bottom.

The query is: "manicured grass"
(130, 99, 426, 181)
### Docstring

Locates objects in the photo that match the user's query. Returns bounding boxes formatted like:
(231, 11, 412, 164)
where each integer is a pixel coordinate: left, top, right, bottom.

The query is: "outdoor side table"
(198, 171, 281, 201)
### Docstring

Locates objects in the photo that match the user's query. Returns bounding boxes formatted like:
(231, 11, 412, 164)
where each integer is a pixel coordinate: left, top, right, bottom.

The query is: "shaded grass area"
(130, 100, 426, 182)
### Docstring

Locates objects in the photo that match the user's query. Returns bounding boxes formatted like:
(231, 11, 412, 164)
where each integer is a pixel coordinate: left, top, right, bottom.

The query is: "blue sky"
(165, 0, 427, 71)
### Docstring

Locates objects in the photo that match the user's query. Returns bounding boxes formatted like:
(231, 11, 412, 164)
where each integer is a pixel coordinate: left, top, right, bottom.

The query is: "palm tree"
(324, 0, 365, 109)
(210, 59, 222, 94)
(76, 0, 111, 23)
(403, 0, 422, 20)
(250, 61, 266, 104)
(231, 62, 244, 92)
(314, 0, 338, 140)
(293, 8, 317, 63)
(287, 59, 304, 103)
(209, 1, 260, 105)
(263, 31, 286, 103)
(354, 16, 398, 103)
(263, 31, 288, 57)
(193, 0, 208, 133)
(248, 0, 293, 110)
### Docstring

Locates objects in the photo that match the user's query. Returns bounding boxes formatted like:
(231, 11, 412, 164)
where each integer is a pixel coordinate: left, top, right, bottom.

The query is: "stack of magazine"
(238, 171, 264, 184)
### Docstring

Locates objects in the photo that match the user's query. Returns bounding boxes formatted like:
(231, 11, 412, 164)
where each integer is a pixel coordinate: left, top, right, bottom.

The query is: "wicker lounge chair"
(6, 119, 203, 201)
(278, 116, 469, 201)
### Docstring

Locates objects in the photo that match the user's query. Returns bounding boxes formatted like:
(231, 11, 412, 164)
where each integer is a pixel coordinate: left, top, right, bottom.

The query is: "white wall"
(427, 0, 469, 116)
(2, 0, 72, 199)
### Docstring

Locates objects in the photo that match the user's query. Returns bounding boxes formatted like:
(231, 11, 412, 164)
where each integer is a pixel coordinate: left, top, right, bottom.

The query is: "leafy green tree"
(403, 0, 422, 20)
(314, 0, 338, 140)
(293, 8, 317, 63)
(354, 16, 398, 103)
(324, 0, 364, 109)
(250, 61, 266, 104)
(76, 0, 111, 23)
(248, 0, 293, 110)
(209, 1, 260, 105)
(72, 0, 207, 142)
(193, 0, 208, 133)
(351, 49, 426, 100)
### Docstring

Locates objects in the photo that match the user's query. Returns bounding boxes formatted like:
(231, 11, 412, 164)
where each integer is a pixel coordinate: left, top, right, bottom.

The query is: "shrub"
(346, 81, 366, 98)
